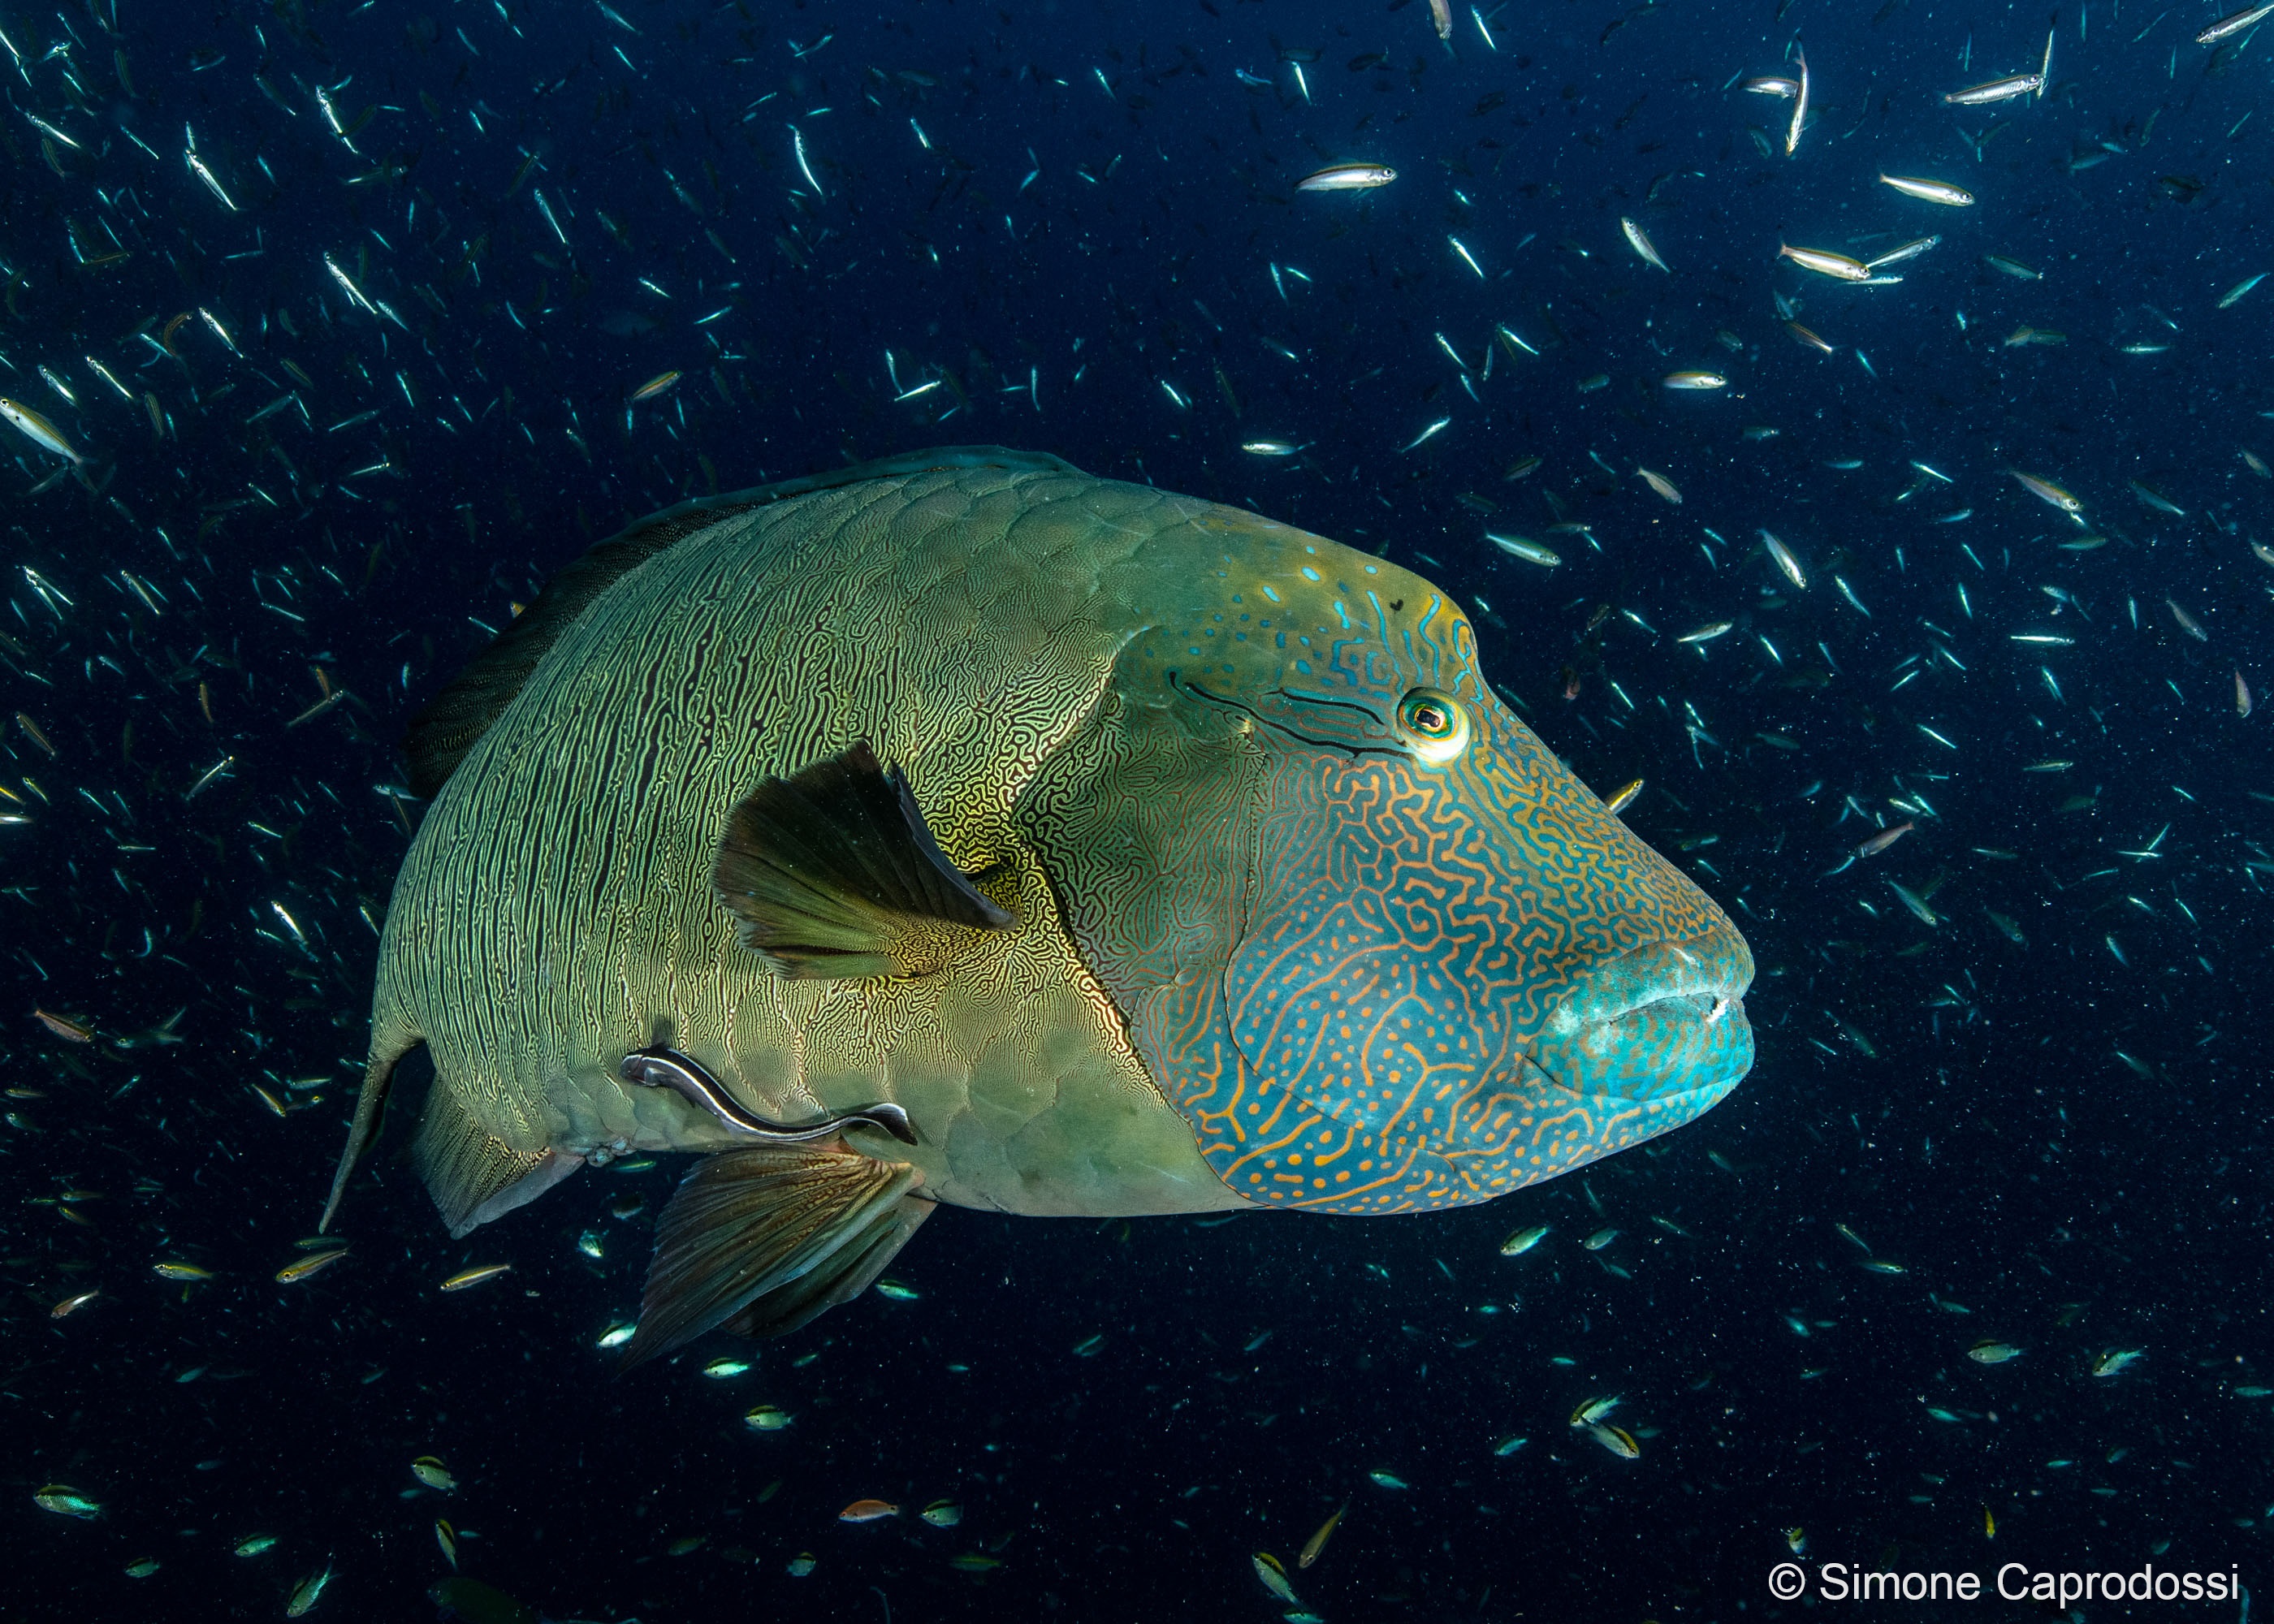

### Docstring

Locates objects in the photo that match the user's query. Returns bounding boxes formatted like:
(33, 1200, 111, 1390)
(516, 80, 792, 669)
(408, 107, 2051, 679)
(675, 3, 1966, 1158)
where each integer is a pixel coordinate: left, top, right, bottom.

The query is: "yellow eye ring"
(1397, 689, 1470, 764)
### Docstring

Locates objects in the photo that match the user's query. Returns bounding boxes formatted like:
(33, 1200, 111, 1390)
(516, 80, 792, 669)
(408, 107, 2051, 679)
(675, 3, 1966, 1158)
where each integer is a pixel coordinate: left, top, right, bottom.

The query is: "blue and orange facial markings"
(1189, 707, 1738, 1216)
(1159, 998, 1743, 1213)
(1218, 1087, 1743, 1213)
(1099, 516, 1750, 1217)
(1356, 590, 1483, 710)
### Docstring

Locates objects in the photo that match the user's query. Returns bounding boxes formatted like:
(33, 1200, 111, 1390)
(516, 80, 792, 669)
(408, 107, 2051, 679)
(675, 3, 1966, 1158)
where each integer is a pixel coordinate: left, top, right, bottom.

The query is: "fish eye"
(1396, 689, 1470, 764)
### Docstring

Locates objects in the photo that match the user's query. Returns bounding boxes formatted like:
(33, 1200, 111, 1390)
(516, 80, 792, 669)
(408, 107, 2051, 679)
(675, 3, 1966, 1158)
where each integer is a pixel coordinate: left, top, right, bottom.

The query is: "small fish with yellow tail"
(286, 1564, 333, 1617)
(275, 1247, 349, 1284)
(438, 1263, 511, 1292)
(1252, 1551, 1301, 1605)
(35, 1485, 102, 1518)
(1589, 1423, 1642, 1459)
(1498, 1224, 1550, 1256)
(1298, 1501, 1347, 1570)
(1571, 1395, 1622, 1427)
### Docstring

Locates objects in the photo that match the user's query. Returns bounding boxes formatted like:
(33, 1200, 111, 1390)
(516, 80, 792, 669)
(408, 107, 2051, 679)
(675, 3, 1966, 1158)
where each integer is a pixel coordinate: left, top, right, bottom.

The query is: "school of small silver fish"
(5, 1, 2266, 1620)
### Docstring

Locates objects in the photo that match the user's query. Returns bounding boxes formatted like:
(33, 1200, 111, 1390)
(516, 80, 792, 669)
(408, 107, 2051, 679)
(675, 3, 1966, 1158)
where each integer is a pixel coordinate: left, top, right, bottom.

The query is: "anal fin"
(620, 1140, 930, 1367)
(412, 1072, 556, 1240)
(711, 741, 1011, 979)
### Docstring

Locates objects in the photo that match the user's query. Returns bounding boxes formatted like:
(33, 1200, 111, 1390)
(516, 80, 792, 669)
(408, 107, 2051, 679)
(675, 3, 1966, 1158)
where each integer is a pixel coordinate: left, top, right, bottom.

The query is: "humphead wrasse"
(325, 448, 1753, 1365)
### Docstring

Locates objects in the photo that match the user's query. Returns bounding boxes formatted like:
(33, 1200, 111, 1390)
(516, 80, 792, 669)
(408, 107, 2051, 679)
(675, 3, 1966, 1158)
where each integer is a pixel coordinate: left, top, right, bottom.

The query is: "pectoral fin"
(619, 1140, 931, 1367)
(711, 741, 1010, 979)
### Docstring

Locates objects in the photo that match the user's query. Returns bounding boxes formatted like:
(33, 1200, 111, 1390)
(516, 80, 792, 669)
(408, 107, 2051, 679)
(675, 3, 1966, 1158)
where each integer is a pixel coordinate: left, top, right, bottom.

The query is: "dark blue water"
(6, 1, 2269, 1618)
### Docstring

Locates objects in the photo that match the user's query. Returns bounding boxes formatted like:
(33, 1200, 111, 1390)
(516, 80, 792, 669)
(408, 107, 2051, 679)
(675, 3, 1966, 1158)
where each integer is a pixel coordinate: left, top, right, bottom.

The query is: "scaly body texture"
(328, 448, 1752, 1358)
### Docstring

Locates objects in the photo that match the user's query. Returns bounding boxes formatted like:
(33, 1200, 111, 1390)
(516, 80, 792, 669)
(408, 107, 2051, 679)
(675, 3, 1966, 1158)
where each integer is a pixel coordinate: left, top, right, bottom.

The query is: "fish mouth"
(1527, 935, 1756, 1106)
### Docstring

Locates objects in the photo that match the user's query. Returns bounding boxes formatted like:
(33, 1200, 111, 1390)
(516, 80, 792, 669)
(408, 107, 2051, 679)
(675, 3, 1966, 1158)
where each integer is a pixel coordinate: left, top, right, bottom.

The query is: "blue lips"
(1529, 931, 1757, 1108)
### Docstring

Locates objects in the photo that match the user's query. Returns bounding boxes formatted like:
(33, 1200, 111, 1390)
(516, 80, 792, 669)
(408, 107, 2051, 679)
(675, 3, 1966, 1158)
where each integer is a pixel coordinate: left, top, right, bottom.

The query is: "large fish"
(325, 448, 1753, 1364)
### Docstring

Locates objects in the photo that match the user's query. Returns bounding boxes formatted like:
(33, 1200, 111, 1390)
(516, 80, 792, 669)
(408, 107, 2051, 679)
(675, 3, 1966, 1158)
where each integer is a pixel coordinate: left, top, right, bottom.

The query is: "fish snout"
(1531, 931, 1755, 1105)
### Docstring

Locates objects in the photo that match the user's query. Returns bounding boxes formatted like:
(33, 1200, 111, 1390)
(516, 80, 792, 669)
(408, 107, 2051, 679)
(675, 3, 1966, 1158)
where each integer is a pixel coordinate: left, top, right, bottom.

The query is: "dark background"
(3, 0, 2268, 1618)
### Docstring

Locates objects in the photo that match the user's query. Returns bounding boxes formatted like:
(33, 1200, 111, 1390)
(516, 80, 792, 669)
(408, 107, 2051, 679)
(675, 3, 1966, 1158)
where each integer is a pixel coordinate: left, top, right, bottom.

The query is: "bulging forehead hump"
(1109, 503, 1482, 704)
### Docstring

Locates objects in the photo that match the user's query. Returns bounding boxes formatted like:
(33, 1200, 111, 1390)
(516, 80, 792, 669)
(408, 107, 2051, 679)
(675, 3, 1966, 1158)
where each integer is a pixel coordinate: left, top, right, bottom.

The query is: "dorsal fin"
(400, 446, 1078, 800)
(400, 508, 715, 798)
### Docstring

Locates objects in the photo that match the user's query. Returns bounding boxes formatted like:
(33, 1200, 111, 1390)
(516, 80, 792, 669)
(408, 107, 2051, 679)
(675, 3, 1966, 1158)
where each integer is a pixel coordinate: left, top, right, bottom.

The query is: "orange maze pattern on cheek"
(1017, 501, 1752, 1220)
(1145, 707, 1743, 1216)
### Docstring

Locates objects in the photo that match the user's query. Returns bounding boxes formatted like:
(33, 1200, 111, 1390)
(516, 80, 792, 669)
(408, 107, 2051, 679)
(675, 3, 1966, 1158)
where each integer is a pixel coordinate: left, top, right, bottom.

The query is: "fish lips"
(1527, 935, 1756, 1108)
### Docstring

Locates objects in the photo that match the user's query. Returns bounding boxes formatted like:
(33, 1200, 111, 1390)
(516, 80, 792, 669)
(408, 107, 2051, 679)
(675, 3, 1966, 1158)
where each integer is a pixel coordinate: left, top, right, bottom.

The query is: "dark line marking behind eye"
(1270, 686, 1388, 726)
(1169, 672, 1402, 762)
